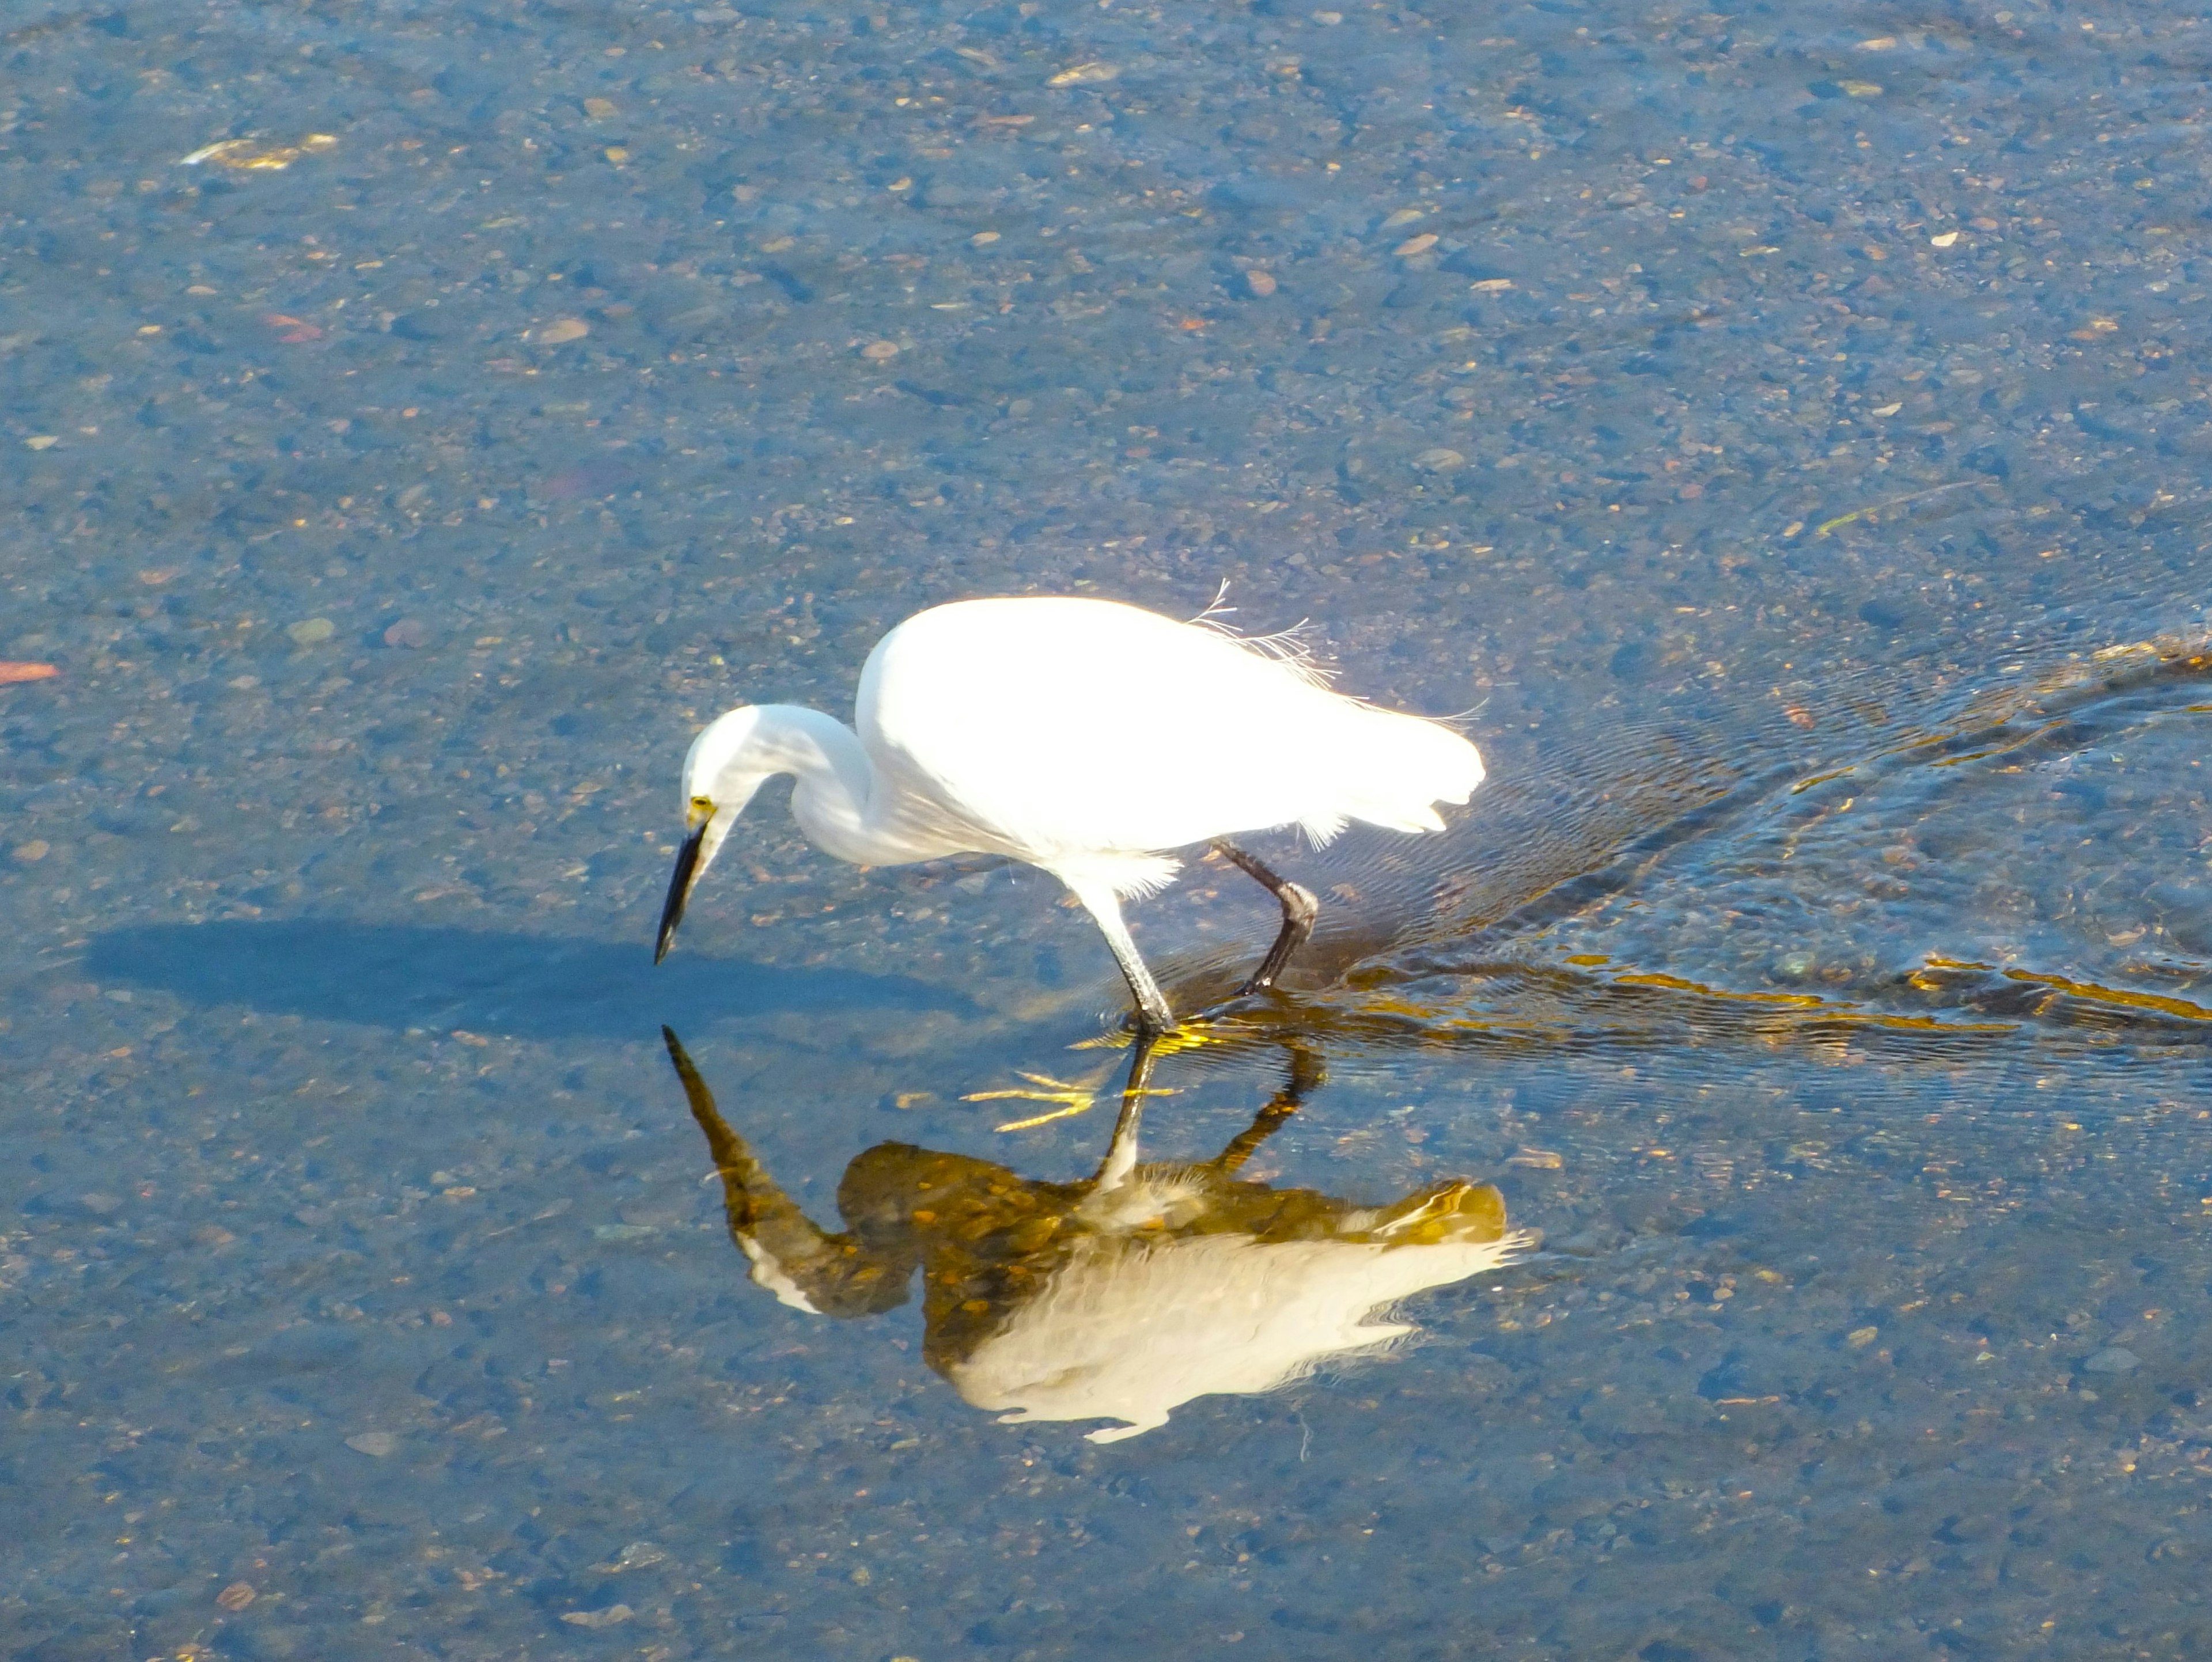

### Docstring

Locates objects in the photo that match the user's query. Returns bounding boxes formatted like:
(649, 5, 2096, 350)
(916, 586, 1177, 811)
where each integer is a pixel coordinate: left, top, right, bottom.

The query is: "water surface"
(7, 0, 2212, 1656)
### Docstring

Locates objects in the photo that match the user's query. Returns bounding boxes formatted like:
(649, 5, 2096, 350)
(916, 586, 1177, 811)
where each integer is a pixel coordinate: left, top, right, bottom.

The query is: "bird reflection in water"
(661, 1027, 1533, 1443)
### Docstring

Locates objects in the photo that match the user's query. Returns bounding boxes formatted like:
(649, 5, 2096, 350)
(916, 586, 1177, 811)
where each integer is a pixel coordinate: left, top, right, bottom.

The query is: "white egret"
(654, 595, 1484, 1029)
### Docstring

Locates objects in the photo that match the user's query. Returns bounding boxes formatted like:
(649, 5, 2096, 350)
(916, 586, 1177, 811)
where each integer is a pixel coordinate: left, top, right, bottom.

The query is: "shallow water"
(7, 0, 2212, 1656)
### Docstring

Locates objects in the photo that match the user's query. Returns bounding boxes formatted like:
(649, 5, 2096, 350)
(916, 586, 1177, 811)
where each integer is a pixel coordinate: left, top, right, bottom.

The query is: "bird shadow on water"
(85, 920, 972, 1041)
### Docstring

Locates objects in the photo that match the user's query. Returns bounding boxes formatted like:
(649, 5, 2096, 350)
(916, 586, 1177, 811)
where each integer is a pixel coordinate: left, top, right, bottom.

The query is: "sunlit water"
(7, 0, 2212, 1656)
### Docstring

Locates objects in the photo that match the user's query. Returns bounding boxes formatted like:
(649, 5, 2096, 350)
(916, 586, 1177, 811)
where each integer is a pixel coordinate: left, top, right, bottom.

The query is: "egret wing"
(856, 598, 1472, 861)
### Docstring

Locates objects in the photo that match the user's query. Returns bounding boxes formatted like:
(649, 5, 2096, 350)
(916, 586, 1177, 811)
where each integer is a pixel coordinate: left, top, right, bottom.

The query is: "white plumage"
(654, 595, 1484, 1027)
(948, 1215, 1531, 1443)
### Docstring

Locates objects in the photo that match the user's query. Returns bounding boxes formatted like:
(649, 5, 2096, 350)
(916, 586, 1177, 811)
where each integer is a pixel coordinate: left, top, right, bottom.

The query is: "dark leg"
(1090, 1030, 1162, 1193)
(1210, 1043, 1325, 1174)
(1066, 878, 1176, 1033)
(1213, 840, 1320, 996)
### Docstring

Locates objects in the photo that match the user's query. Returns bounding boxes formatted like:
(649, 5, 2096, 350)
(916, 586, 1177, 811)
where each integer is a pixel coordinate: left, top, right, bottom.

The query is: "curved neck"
(729, 705, 887, 865)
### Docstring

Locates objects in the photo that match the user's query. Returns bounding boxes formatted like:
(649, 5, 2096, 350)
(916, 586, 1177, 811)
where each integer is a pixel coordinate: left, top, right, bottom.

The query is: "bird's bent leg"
(1065, 880, 1176, 1033)
(1211, 1042, 1325, 1174)
(1211, 840, 1320, 995)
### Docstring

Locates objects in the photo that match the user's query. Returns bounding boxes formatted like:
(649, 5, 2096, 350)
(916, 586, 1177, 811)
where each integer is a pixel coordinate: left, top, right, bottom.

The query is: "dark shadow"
(85, 920, 971, 1040)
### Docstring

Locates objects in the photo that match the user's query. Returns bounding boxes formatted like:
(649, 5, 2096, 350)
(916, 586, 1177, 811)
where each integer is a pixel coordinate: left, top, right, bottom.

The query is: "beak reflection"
(653, 819, 710, 965)
(658, 1027, 1532, 1443)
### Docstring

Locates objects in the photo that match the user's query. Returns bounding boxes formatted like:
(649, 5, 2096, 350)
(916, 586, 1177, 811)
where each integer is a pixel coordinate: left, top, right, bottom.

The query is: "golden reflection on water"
(1248, 630, 2212, 1071)
(662, 1029, 1531, 1443)
(176, 132, 339, 170)
(1293, 955, 2212, 1070)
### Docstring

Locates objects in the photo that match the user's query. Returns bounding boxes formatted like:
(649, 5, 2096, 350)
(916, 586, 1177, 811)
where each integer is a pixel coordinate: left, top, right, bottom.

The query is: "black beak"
(654, 823, 709, 964)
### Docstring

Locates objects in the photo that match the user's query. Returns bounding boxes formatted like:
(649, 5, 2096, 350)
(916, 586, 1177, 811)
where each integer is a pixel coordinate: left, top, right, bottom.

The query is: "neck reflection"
(662, 1027, 1532, 1443)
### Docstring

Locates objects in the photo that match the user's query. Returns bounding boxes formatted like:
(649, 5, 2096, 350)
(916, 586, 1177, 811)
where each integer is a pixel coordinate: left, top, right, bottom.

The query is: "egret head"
(654, 706, 776, 963)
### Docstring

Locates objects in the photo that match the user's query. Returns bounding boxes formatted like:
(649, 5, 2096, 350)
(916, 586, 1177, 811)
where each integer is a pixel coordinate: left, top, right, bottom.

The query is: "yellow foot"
(963, 1072, 1103, 1132)
(1070, 1020, 1234, 1056)
(964, 1069, 1179, 1132)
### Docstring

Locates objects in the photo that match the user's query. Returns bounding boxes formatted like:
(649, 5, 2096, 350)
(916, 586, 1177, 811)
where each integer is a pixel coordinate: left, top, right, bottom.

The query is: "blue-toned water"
(7, 0, 2212, 1655)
